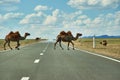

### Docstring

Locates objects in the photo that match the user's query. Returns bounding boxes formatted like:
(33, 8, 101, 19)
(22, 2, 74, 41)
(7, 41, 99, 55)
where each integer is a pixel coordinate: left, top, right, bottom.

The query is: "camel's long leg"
(59, 41, 63, 50)
(4, 41, 7, 50)
(70, 41, 74, 50)
(8, 41, 12, 50)
(15, 41, 20, 50)
(54, 41, 58, 50)
(67, 42, 70, 50)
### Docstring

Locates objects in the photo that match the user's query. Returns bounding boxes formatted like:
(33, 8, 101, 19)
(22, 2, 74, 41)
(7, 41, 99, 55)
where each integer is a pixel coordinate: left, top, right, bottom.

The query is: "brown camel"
(4, 31, 30, 50)
(54, 31, 82, 50)
(100, 40, 107, 46)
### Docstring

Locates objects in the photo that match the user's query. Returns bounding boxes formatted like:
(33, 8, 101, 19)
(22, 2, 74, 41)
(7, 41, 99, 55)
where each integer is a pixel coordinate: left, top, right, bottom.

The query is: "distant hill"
(83, 35, 120, 38)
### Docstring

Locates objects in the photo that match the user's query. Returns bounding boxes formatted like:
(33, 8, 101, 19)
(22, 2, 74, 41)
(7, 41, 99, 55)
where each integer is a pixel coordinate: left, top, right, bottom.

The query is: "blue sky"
(0, 0, 120, 39)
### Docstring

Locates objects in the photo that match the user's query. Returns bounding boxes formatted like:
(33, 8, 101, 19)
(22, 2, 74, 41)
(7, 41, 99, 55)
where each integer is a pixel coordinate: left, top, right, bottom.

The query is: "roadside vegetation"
(73, 38, 120, 59)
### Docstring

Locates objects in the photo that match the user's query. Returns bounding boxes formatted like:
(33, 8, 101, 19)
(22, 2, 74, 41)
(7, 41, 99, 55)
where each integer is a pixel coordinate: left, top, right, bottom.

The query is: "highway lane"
(0, 41, 120, 80)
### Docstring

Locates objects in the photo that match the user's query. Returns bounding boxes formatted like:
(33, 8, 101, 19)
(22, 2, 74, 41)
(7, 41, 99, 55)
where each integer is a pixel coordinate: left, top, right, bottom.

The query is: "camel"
(100, 40, 107, 46)
(54, 31, 82, 50)
(35, 37, 41, 41)
(4, 31, 30, 50)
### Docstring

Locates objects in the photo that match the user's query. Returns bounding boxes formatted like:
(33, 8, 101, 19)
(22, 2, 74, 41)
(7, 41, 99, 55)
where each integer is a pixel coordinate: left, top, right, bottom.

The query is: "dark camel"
(100, 40, 107, 46)
(4, 31, 30, 50)
(54, 31, 82, 50)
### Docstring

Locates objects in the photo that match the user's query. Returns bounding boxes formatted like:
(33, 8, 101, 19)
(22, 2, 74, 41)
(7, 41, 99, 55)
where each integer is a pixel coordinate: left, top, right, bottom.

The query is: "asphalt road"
(0, 41, 120, 80)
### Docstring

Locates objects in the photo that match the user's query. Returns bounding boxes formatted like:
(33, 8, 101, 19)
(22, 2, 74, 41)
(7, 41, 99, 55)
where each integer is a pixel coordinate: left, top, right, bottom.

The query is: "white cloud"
(34, 5, 48, 11)
(19, 12, 45, 24)
(4, 12, 23, 19)
(93, 17, 103, 24)
(0, 0, 21, 12)
(83, 18, 91, 25)
(43, 9, 59, 25)
(2, 9, 119, 39)
(20, 5, 52, 25)
(78, 15, 88, 19)
(43, 15, 57, 25)
(0, 0, 20, 5)
(67, 0, 120, 9)
(52, 9, 59, 16)
(101, 0, 119, 8)
(88, 0, 99, 5)
(0, 12, 23, 23)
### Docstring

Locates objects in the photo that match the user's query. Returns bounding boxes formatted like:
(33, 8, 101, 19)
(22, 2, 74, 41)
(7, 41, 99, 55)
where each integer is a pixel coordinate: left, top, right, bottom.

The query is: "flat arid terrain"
(0, 38, 120, 60)
(73, 38, 120, 60)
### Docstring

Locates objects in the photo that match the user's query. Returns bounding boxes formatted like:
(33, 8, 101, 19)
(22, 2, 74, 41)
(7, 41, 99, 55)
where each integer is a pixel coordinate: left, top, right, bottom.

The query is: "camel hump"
(60, 31, 67, 35)
(8, 31, 14, 35)
(14, 31, 19, 34)
(59, 31, 73, 36)
(14, 31, 21, 37)
(67, 31, 72, 36)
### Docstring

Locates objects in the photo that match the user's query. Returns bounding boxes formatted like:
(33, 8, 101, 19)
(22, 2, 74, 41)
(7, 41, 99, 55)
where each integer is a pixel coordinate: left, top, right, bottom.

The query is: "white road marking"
(79, 49, 120, 63)
(65, 44, 120, 63)
(21, 77, 30, 80)
(34, 59, 40, 63)
(40, 53, 44, 56)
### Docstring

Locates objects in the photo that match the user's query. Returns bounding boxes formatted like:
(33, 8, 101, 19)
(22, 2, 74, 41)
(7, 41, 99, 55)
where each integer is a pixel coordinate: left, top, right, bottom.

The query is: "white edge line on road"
(78, 49, 120, 63)
(21, 77, 30, 80)
(34, 59, 40, 63)
(65, 44, 120, 63)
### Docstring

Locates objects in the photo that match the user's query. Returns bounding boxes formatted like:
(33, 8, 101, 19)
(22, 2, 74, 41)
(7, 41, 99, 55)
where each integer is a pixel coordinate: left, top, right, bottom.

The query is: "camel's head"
(25, 33, 30, 36)
(77, 33, 82, 36)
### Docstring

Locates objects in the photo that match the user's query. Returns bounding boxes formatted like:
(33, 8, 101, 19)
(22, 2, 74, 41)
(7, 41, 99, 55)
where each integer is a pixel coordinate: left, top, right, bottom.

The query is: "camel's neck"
(20, 34, 27, 40)
(73, 34, 79, 40)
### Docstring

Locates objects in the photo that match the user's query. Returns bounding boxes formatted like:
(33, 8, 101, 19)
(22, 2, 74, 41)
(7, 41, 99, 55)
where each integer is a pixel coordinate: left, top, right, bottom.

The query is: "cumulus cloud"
(0, 12, 24, 23)
(43, 9, 59, 25)
(67, 0, 120, 9)
(20, 8, 60, 26)
(19, 8, 120, 37)
(34, 5, 48, 11)
(19, 12, 45, 24)
(0, 0, 21, 12)
(20, 5, 53, 25)
(0, 0, 20, 5)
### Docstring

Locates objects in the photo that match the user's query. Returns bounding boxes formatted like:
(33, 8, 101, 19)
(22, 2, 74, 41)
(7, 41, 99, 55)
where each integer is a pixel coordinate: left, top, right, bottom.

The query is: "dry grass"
(73, 38, 120, 59)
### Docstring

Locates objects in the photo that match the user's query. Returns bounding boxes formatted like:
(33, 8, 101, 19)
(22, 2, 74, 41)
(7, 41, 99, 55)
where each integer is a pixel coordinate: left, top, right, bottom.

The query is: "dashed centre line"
(34, 59, 40, 63)
(21, 77, 30, 80)
(40, 53, 44, 56)
(21, 43, 49, 80)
